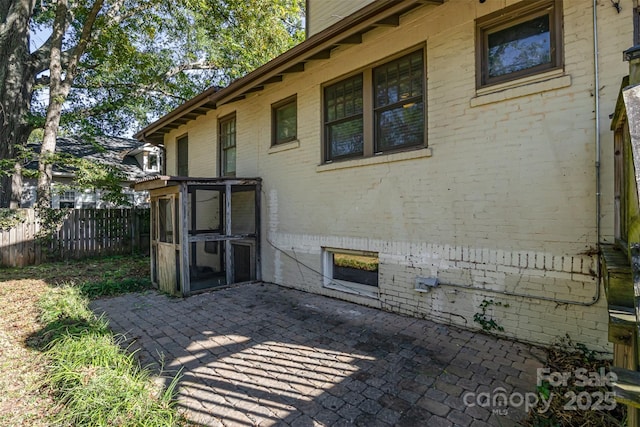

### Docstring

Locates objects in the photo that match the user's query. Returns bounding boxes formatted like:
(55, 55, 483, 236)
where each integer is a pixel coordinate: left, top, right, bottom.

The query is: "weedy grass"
(79, 276, 151, 299)
(524, 335, 625, 427)
(36, 279, 183, 426)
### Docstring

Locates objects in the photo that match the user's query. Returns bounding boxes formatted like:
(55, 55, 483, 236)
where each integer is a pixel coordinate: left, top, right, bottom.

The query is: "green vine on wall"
(0, 209, 26, 231)
(473, 299, 510, 332)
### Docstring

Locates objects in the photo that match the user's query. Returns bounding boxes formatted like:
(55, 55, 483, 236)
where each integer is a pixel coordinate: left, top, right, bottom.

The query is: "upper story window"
(323, 48, 425, 163)
(272, 96, 298, 145)
(147, 152, 160, 172)
(476, 0, 563, 89)
(219, 113, 236, 177)
(177, 135, 188, 176)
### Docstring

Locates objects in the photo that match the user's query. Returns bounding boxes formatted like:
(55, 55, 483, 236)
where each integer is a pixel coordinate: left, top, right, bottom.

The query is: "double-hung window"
(323, 48, 425, 163)
(177, 135, 188, 176)
(374, 50, 424, 151)
(324, 74, 364, 161)
(272, 96, 298, 145)
(476, 0, 563, 88)
(219, 113, 236, 177)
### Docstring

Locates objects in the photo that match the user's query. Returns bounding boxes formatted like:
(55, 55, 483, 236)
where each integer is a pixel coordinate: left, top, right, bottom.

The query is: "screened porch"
(134, 176, 261, 296)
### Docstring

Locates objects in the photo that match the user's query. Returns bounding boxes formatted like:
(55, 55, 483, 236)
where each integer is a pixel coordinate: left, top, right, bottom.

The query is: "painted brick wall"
(162, 0, 631, 351)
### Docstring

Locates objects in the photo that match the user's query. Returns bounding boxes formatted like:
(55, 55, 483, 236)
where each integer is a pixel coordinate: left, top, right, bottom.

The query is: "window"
(177, 135, 188, 176)
(147, 152, 159, 172)
(323, 48, 425, 163)
(324, 74, 364, 160)
(374, 50, 424, 152)
(59, 190, 76, 208)
(476, 0, 563, 88)
(219, 114, 236, 177)
(635, 7, 640, 46)
(323, 248, 379, 298)
(272, 96, 297, 145)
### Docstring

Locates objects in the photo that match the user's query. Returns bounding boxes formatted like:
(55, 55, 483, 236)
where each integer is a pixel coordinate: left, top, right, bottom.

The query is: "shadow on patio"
(90, 283, 545, 426)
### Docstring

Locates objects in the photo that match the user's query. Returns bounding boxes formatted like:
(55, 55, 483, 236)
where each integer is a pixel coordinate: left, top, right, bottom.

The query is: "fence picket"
(0, 208, 149, 267)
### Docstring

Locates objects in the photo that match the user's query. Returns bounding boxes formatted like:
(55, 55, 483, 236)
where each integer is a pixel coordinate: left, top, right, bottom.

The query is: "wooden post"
(633, 244, 640, 367)
(255, 181, 262, 282)
(180, 184, 190, 296)
(225, 182, 233, 286)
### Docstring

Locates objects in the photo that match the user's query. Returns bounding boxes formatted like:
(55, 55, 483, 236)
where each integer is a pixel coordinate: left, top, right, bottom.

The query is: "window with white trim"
(323, 248, 379, 297)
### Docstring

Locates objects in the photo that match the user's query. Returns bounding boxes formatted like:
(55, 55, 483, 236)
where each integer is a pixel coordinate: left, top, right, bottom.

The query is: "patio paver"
(90, 283, 546, 426)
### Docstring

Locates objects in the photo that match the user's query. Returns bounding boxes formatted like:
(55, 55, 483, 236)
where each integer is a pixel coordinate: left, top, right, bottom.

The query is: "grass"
(0, 255, 187, 426)
(37, 285, 182, 426)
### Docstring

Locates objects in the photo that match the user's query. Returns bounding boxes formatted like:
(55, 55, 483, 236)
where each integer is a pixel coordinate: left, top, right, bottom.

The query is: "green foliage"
(37, 283, 181, 426)
(79, 277, 151, 299)
(38, 286, 93, 326)
(29, 0, 306, 138)
(0, 209, 26, 230)
(50, 152, 130, 207)
(189, 0, 305, 84)
(35, 207, 70, 242)
(473, 299, 510, 332)
(3, 0, 305, 207)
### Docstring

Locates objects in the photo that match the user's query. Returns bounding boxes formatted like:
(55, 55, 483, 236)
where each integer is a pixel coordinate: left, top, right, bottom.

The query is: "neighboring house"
(22, 136, 162, 208)
(135, 0, 634, 352)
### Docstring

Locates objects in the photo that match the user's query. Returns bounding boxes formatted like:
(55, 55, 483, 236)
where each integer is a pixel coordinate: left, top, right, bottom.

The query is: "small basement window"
(323, 248, 379, 298)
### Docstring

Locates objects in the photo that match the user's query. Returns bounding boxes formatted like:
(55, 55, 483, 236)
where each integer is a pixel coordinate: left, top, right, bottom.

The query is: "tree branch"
(163, 61, 220, 79)
(63, 0, 104, 88)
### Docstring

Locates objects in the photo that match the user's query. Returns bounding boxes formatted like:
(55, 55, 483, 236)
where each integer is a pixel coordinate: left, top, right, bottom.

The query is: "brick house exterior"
(135, 0, 634, 351)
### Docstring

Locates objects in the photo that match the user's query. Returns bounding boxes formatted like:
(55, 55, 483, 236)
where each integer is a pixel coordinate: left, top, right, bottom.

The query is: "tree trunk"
(35, 0, 103, 208)
(0, 0, 37, 207)
(35, 0, 68, 209)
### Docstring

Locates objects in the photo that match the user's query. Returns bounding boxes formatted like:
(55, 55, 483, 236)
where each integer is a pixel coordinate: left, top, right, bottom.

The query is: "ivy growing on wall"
(473, 299, 510, 332)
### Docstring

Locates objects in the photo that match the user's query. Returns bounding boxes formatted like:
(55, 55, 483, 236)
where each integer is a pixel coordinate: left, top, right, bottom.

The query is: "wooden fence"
(0, 208, 150, 268)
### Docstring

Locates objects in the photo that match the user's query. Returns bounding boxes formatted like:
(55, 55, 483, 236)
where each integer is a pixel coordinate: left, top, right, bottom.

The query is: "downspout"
(593, 0, 603, 305)
(594, 0, 601, 250)
(438, 2, 603, 307)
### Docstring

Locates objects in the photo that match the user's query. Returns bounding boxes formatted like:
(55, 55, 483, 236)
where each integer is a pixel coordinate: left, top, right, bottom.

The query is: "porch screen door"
(156, 195, 179, 294)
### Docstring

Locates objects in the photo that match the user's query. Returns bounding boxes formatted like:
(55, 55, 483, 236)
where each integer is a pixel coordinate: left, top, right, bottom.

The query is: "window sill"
(324, 280, 379, 299)
(471, 72, 571, 107)
(268, 140, 300, 154)
(316, 147, 432, 173)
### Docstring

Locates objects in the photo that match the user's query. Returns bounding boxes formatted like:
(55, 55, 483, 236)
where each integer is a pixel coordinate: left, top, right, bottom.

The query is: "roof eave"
(135, 0, 443, 143)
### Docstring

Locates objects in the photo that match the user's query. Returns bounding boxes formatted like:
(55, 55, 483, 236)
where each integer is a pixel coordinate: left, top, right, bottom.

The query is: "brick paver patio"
(91, 283, 546, 426)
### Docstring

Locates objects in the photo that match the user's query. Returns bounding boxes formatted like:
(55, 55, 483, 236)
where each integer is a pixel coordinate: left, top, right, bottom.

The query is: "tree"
(0, 0, 304, 208)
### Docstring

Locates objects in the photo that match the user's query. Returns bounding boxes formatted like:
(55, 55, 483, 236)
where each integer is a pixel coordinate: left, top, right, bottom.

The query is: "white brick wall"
(160, 1, 632, 351)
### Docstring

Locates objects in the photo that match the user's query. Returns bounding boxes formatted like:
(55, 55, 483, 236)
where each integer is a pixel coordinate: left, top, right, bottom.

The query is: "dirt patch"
(0, 256, 151, 425)
(0, 278, 56, 426)
(524, 336, 626, 426)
